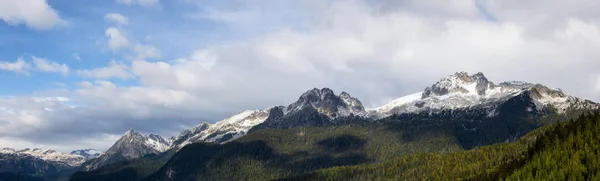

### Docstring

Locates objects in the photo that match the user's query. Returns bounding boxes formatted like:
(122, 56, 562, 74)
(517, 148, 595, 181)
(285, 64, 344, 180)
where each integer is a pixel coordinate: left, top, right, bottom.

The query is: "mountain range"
(79, 72, 598, 171)
(0, 148, 101, 180)
(3, 72, 598, 180)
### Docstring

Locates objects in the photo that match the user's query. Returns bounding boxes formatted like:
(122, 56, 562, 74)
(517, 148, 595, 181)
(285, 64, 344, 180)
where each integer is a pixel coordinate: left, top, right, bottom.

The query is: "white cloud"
(133, 44, 161, 61)
(105, 27, 131, 51)
(32, 56, 69, 76)
(0, 58, 31, 75)
(0, 0, 64, 30)
(1, 56, 68, 76)
(77, 61, 133, 80)
(105, 13, 129, 25)
(116, 0, 159, 7)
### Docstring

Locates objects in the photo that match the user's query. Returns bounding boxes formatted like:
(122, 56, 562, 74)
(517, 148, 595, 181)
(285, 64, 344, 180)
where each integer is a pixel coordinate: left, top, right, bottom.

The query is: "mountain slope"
(172, 108, 271, 148)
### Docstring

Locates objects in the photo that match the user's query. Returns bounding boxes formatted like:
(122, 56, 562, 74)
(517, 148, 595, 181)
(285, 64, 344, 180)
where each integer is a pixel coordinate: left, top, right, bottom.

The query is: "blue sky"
(1, 0, 600, 152)
(0, 0, 226, 94)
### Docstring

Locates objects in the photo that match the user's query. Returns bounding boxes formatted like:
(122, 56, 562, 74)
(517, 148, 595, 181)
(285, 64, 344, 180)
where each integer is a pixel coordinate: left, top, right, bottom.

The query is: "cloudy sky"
(1, 0, 600, 152)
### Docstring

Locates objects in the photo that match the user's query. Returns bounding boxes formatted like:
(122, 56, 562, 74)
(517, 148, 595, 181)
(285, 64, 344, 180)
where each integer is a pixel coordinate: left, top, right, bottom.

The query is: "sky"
(1, 0, 600, 152)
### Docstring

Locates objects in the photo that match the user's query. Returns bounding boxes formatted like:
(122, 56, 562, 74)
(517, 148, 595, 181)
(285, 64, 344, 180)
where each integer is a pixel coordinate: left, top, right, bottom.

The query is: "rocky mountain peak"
(288, 87, 366, 118)
(297, 88, 337, 104)
(124, 129, 140, 136)
(112, 129, 170, 154)
(422, 72, 495, 98)
(86, 129, 172, 170)
(339, 91, 365, 113)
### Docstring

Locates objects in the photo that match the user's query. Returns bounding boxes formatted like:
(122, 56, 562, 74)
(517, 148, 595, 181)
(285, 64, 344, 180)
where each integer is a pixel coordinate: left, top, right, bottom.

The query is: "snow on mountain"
(370, 92, 423, 114)
(370, 72, 598, 117)
(1, 148, 88, 167)
(71, 149, 103, 159)
(173, 109, 271, 148)
(146, 134, 172, 152)
(112, 129, 171, 159)
(0, 148, 16, 154)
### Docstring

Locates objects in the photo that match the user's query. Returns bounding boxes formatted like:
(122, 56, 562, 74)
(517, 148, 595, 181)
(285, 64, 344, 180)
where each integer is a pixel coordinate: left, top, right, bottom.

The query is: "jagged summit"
(124, 129, 136, 135)
(287, 87, 365, 118)
(422, 72, 495, 98)
(85, 129, 172, 170)
(253, 87, 367, 130)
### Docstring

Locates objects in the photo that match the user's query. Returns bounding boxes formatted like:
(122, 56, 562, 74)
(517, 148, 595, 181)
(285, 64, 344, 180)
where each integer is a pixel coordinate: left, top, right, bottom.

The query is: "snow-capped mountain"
(84, 129, 171, 170)
(0, 147, 105, 180)
(0, 148, 88, 168)
(71, 149, 103, 159)
(370, 72, 598, 117)
(361, 72, 599, 148)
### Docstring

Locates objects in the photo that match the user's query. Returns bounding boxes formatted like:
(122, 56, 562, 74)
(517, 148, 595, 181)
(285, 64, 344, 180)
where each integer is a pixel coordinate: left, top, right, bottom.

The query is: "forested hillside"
(283, 112, 600, 180)
(72, 119, 465, 181)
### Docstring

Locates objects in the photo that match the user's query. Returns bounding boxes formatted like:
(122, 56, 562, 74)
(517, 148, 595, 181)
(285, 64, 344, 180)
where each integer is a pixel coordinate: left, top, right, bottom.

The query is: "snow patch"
(3, 148, 88, 167)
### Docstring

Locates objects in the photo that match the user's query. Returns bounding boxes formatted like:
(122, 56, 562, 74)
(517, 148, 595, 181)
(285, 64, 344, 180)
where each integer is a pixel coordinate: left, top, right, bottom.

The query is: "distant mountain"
(84, 130, 171, 170)
(0, 148, 88, 168)
(70, 149, 102, 160)
(0, 148, 97, 180)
